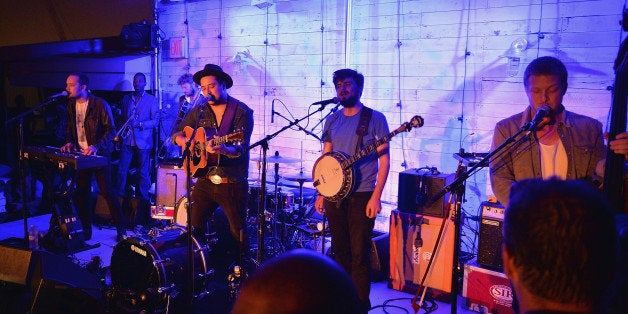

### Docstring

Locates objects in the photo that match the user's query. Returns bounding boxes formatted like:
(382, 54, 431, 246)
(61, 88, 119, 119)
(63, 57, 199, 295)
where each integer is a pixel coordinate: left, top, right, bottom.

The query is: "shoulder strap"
(354, 107, 373, 154)
(217, 97, 237, 136)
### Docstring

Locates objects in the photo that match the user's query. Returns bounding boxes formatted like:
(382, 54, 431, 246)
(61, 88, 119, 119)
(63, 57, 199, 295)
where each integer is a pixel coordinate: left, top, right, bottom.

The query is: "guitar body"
(312, 151, 355, 202)
(181, 126, 244, 178)
(183, 126, 211, 177)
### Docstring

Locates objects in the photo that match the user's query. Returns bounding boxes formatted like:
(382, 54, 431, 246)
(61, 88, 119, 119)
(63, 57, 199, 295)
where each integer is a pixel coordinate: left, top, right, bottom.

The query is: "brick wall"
(156, 0, 625, 234)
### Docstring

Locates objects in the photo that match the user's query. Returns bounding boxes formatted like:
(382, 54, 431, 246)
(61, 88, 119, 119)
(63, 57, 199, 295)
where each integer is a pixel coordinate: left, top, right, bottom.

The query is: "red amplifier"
(462, 263, 514, 314)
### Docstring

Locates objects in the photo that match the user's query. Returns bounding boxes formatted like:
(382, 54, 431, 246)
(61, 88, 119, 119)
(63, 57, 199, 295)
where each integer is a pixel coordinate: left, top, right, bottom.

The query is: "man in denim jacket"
(490, 56, 607, 206)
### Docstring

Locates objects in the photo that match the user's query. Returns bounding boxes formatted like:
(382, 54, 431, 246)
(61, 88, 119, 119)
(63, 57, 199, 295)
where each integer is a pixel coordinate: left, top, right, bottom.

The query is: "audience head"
(503, 178, 618, 312)
(232, 249, 361, 314)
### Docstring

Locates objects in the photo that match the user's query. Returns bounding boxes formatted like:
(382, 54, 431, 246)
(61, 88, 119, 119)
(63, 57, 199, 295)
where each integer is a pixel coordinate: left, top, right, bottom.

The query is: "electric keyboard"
(23, 146, 109, 170)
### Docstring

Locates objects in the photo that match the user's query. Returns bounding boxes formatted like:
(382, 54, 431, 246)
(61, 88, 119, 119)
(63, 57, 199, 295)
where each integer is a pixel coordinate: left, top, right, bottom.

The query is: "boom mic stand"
(5, 97, 64, 248)
(249, 101, 334, 263)
(411, 123, 535, 314)
(179, 107, 205, 310)
(308, 103, 340, 135)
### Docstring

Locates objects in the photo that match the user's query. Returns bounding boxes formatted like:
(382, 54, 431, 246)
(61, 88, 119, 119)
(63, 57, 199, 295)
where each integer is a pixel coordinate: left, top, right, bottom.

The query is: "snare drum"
(110, 226, 211, 312)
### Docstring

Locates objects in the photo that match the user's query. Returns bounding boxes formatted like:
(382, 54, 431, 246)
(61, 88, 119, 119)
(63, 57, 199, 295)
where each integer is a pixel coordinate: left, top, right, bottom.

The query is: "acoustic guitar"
(182, 126, 244, 177)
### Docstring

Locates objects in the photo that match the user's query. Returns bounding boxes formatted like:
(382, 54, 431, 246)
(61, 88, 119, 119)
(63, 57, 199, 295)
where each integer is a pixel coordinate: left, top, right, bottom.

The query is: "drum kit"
(247, 153, 326, 260)
(107, 152, 324, 312)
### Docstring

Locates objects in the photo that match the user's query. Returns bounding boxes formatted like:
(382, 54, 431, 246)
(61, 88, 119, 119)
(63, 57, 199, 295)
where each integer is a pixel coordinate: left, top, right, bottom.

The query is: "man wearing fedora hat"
(172, 64, 253, 263)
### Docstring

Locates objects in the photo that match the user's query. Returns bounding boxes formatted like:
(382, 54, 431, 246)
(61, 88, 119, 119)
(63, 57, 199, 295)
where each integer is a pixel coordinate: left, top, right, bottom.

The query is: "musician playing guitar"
(172, 64, 253, 263)
(314, 69, 390, 312)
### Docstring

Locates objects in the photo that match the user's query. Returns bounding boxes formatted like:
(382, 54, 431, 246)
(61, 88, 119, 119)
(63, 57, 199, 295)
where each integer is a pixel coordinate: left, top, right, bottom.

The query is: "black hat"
(192, 64, 233, 89)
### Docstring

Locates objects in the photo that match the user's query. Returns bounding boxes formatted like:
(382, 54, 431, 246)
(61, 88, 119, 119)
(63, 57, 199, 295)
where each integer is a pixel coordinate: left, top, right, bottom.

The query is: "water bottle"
(29, 225, 39, 249)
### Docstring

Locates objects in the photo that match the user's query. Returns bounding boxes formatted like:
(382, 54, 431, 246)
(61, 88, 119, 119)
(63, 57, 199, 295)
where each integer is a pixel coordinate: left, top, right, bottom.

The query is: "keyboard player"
(60, 73, 127, 242)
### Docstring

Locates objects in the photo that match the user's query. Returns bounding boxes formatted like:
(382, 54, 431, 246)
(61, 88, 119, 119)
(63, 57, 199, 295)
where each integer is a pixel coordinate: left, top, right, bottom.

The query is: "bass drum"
(109, 226, 210, 312)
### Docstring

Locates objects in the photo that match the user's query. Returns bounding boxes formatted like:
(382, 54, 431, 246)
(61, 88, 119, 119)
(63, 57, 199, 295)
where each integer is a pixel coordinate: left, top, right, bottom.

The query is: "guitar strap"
(217, 97, 237, 136)
(355, 107, 373, 154)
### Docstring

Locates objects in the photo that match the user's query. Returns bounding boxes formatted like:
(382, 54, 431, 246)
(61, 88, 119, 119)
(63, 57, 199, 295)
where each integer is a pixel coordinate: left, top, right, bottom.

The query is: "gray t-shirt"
(322, 107, 389, 192)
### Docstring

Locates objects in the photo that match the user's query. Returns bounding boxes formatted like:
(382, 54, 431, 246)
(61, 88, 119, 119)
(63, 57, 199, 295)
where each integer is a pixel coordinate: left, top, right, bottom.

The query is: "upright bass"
(603, 31, 628, 214)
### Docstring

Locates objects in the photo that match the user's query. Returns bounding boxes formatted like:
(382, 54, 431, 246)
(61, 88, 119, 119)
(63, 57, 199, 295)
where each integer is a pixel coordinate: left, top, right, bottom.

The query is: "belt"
(205, 174, 240, 184)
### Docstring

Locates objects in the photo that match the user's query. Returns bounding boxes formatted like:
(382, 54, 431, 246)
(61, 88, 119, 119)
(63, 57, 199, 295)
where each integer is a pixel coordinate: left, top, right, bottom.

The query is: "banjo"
(312, 115, 424, 201)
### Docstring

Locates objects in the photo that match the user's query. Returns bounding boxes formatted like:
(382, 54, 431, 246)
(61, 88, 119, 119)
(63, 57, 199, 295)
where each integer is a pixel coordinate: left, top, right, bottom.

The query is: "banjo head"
(312, 152, 353, 200)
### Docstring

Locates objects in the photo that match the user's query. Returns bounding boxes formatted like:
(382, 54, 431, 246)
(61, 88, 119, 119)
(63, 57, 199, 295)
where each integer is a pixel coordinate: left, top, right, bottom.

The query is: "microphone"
(312, 97, 339, 106)
(271, 99, 275, 123)
(525, 105, 552, 131)
(47, 91, 68, 100)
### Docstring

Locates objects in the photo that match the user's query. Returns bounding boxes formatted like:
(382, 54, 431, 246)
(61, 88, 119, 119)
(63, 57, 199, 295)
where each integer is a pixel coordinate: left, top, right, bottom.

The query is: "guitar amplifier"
(477, 202, 505, 270)
(389, 210, 454, 299)
(397, 169, 454, 217)
(152, 162, 191, 220)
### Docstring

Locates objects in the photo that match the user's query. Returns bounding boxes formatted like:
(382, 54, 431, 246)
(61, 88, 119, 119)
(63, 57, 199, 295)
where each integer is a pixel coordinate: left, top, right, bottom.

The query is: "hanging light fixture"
(502, 38, 528, 77)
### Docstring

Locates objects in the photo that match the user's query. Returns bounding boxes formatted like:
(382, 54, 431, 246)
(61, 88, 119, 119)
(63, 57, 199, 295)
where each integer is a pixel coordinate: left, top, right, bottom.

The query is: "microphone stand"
(249, 102, 334, 262)
(5, 97, 63, 248)
(179, 107, 205, 309)
(308, 103, 340, 135)
(411, 124, 533, 314)
(274, 111, 322, 141)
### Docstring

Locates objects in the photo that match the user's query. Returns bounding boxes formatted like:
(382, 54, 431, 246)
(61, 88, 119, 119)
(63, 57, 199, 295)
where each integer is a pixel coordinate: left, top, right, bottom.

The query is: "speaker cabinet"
(397, 169, 454, 217)
(0, 245, 34, 286)
(477, 202, 505, 271)
(370, 231, 390, 282)
(389, 210, 454, 298)
(152, 162, 191, 219)
(28, 250, 103, 313)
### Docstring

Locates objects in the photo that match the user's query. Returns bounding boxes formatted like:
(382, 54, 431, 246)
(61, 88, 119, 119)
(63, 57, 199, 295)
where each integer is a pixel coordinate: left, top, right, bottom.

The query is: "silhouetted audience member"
(232, 249, 362, 314)
(503, 178, 618, 313)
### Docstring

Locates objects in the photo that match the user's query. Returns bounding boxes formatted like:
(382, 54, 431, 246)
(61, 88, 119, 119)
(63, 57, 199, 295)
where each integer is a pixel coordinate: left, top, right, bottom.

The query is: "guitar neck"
(342, 126, 406, 169)
(210, 134, 232, 146)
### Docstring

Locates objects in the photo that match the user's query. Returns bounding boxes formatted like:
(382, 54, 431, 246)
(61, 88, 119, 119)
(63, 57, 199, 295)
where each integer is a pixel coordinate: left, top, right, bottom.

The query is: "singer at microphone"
(490, 56, 607, 208)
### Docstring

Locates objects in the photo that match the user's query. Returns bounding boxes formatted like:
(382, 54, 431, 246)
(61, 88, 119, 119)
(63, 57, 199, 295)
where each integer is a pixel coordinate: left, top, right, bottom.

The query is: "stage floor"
(0, 211, 479, 314)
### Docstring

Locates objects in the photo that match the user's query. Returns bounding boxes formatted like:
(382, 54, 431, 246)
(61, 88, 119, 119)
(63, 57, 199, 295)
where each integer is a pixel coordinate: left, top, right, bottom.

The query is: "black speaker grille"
(477, 202, 504, 270)
(397, 169, 454, 217)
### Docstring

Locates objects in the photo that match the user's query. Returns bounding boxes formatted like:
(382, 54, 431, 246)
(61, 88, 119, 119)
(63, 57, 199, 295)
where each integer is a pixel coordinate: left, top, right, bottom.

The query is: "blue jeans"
(117, 145, 151, 200)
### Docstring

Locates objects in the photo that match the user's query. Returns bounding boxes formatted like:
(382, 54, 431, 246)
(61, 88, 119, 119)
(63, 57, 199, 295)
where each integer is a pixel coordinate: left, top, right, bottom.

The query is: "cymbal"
(282, 172, 313, 182)
(254, 155, 300, 164)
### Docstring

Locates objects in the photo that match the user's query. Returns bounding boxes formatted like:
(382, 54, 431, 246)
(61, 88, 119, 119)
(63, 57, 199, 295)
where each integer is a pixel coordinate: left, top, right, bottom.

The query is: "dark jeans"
(325, 191, 375, 310)
(190, 178, 248, 247)
(117, 145, 151, 200)
(74, 165, 125, 233)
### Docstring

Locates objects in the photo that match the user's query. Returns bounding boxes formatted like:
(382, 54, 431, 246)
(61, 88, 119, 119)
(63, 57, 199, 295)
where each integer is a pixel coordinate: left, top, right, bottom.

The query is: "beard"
(185, 89, 196, 97)
(339, 94, 359, 108)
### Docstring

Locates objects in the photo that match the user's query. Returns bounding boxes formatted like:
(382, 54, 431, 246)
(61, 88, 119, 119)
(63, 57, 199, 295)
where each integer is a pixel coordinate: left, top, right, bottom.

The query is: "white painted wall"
(155, 0, 625, 236)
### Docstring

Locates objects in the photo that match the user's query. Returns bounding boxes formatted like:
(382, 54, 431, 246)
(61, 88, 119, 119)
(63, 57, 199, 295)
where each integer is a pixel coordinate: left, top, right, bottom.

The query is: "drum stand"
(249, 101, 336, 263)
